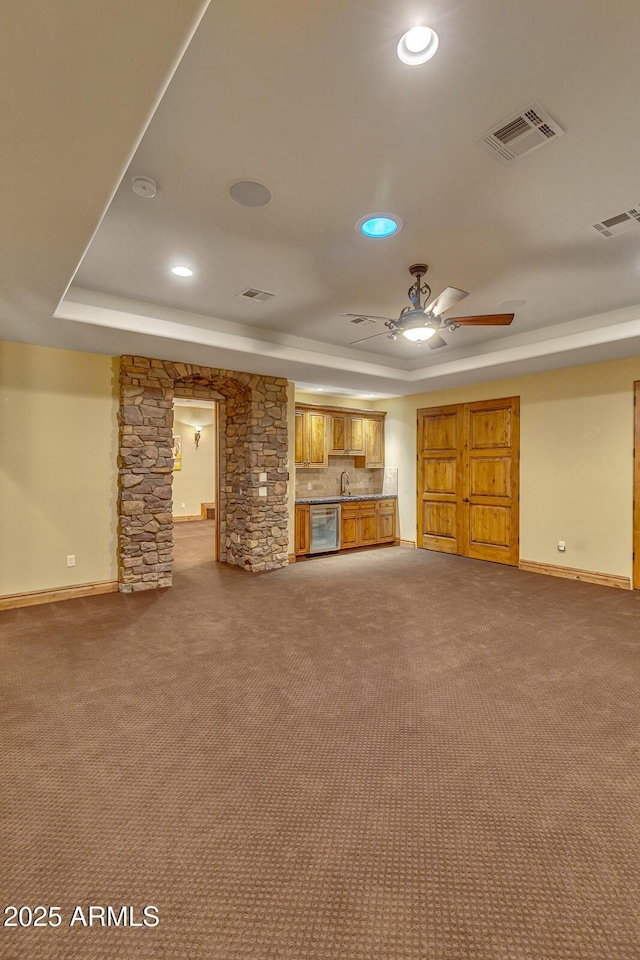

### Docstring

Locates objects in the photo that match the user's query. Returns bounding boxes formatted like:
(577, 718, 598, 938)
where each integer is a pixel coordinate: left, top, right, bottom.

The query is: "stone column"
(118, 359, 174, 592)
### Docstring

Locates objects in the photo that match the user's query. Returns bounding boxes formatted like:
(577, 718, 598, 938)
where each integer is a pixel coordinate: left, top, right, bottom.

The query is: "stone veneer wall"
(118, 356, 289, 592)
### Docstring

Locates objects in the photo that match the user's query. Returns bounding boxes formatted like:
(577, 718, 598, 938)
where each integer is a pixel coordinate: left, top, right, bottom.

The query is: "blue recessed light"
(359, 215, 401, 239)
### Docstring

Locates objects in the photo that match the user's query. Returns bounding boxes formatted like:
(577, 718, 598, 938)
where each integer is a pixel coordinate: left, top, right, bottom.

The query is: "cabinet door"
(294, 410, 306, 466)
(329, 414, 348, 455)
(341, 514, 359, 549)
(365, 419, 384, 468)
(359, 511, 378, 545)
(378, 510, 396, 542)
(295, 505, 310, 555)
(348, 416, 366, 455)
(306, 411, 328, 467)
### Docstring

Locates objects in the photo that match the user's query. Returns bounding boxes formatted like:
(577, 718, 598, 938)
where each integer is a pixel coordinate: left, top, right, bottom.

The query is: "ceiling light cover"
(402, 325, 436, 343)
(397, 26, 439, 65)
(171, 265, 193, 277)
(358, 215, 402, 238)
(229, 180, 272, 207)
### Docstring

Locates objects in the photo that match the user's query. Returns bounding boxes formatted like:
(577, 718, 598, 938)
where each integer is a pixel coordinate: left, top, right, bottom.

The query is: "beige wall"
(3, 342, 638, 595)
(0, 341, 118, 595)
(376, 356, 640, 578)
(172, 406, 215, 518)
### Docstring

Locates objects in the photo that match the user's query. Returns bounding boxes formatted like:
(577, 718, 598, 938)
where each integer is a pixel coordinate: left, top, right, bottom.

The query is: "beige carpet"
(1, 522, 639, 959)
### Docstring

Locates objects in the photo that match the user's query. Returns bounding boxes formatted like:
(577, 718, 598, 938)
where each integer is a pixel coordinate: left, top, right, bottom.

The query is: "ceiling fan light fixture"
(402, 324, 436, 343)
(397, 26, 439, 66)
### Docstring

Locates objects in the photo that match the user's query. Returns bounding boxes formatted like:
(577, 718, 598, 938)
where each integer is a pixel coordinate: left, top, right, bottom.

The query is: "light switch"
(259, 486, 267, 497)
(259, 472, 267, 482)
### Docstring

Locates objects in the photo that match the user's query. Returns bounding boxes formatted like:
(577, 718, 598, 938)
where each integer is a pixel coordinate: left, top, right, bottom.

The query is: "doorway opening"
(172, 397, 219, 570)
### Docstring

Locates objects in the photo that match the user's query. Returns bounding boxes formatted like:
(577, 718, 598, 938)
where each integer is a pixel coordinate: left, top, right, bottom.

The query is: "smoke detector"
(131, 176, 157, 199)
(476, 101, 565, 164)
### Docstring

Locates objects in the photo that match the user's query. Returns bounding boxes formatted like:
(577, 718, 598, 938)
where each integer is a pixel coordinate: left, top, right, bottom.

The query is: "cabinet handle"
(462, 497, 470, 502)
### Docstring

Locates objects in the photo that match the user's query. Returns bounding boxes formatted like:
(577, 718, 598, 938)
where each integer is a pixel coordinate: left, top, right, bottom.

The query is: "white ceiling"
(6, 0, 640, 397)
(0, 0, 208, 347)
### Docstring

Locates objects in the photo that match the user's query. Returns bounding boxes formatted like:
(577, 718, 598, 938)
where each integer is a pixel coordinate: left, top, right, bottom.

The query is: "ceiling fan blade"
(349, 331, 392, 345)
(427, 332, 448, 350)
(341, 313, 395, 322)
(426, 287, 469, 317)
(451, 313, 514, 326)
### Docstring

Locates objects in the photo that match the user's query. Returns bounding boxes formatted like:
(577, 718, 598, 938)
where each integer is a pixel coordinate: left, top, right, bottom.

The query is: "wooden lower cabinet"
(294, 499, 397, 555)
(294, 504, 310, 556)
(340, 499, 396, 550)
(377, 500, 396, 543)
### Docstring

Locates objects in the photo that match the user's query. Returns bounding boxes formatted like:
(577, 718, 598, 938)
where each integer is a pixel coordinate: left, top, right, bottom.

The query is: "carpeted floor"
(1, 521, 639, 959)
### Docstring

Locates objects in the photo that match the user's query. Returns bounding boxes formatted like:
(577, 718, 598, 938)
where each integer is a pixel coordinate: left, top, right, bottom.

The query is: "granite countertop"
(295, 494, 397, 504)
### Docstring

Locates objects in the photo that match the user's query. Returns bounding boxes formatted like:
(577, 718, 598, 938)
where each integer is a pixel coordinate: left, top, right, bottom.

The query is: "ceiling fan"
(344, 264, 514, 349)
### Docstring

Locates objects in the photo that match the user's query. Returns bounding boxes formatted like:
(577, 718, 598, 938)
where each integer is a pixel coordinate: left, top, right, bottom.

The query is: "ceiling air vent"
(475, 101, 565, 164)
(237, 287, 276, 303)
(347, 316, 376, 326)
(591, 207, 640, 239)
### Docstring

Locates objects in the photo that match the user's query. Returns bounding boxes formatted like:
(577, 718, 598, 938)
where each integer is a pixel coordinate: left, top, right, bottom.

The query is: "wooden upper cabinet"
(307, 410, 328, 467)
(297, 404, 385, 468)
(329, 414, 348, 455)
(329, 413, 366, 456)
(294, 410, 306, 466)
(363, 418, 384, 468)
(295, 408, 328, 468)
(348, 416, 366, 456)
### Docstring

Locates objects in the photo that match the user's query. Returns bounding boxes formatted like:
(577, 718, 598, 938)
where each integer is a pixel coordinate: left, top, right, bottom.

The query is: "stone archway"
(117, 356, 289, 592)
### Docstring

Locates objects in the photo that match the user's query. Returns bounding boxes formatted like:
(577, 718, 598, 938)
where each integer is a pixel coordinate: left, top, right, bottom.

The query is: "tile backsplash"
(295, 456, 383, 499)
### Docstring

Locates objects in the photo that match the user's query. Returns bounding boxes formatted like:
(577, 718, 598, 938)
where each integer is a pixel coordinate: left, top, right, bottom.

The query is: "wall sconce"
(194, 428, 202, 449)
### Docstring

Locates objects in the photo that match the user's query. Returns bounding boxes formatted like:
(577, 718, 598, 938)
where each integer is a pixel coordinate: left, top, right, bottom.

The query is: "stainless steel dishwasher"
(309, 502, 341, 554)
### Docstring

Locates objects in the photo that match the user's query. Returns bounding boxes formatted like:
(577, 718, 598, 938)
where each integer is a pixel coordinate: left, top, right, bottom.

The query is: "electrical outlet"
(66, 555, 76, 567)
(307, 483, 312, 490)
(557, 540, 566, 552)
(181, 502, 186, 508)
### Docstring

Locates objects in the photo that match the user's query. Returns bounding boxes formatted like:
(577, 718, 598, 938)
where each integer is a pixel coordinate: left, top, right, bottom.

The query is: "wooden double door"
(417, 397, 520, 566)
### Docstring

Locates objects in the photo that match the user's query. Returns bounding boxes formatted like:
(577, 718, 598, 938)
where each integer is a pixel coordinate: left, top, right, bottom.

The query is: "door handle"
(462, 497, 470, 502)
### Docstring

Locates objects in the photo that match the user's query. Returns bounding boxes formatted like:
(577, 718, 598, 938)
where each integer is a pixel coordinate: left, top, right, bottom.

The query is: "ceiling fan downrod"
(407, 263, 431, 310)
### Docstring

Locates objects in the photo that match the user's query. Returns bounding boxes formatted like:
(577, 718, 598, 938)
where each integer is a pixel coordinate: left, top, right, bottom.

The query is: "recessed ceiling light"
(171, 265, 193, 278)
(357, 215, 402, 239)
(316, 388, 324, 392)
(397, 26, 439, 66)
(229, 180, 272, 207)
(402, 325, 436, 343)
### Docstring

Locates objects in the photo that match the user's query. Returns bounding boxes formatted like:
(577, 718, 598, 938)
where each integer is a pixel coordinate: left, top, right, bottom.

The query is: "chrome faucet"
(340, 470, 351, 496)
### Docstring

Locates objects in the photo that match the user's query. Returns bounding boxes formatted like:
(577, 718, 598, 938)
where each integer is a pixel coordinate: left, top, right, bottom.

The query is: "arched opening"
(117, 356, 289, 592)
